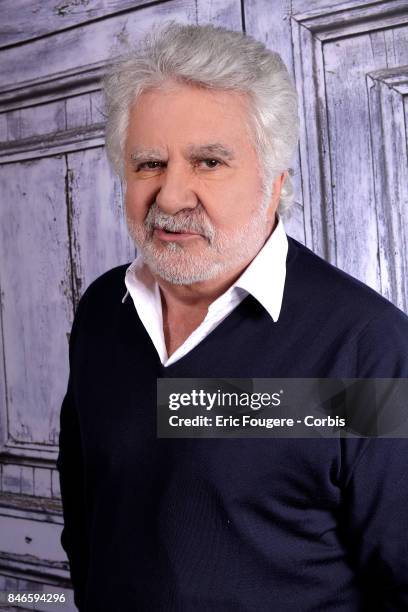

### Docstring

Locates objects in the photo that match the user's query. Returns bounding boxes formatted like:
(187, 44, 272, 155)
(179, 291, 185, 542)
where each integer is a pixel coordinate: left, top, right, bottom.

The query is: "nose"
(155, 162, 198, 215)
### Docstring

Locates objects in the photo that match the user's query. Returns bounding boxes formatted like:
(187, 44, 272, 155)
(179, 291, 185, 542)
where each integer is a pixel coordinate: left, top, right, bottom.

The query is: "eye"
(199, 158, 222, 169)
(136, 161, 164, 171)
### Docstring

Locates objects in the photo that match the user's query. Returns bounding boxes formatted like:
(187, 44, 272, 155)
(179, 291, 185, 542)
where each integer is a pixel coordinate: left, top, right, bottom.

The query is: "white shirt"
(122, 217, 288, 367)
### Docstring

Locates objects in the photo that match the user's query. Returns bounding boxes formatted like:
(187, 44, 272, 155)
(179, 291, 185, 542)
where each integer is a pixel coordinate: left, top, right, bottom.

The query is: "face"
(124, 82, 282, 285)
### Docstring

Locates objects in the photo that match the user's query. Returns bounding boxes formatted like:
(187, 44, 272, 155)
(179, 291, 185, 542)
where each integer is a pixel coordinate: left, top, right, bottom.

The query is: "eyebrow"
(129, 142, 235, 164)
(130, 148, 164, 163)
(185, 143, 235, 161)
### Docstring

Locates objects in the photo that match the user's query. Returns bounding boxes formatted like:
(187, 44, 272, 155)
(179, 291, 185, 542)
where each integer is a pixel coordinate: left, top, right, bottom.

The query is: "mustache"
(144, 202, 215, 241)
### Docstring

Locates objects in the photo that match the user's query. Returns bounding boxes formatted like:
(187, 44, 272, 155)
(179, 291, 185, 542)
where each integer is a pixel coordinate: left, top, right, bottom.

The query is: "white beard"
(126, 196, 271, 286)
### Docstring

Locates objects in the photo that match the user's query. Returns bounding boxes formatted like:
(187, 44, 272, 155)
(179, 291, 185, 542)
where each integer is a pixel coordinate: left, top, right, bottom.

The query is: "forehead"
(125, 82, 255, 154)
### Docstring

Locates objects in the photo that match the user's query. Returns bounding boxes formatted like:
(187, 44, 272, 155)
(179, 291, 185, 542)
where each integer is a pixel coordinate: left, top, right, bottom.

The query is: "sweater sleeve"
(343, 303, 408, 609)
(56, 295, 89, 611)
(343, 438, 408, 610)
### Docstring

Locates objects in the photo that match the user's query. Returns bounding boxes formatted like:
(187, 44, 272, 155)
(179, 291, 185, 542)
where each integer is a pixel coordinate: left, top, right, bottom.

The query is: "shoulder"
(286, 236, 408, 323)
(67, 262, 133, 363)
(71, 263, 131, 332)
(77, 263, 130, 308)
(286, 237, 408, 376)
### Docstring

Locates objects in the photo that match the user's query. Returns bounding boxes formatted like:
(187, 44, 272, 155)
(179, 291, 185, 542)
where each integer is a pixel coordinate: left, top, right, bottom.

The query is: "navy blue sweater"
(57, 237, 408, 611)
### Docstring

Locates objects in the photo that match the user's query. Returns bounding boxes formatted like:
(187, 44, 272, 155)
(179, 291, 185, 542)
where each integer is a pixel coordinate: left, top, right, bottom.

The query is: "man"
(57, 22, 408, 611)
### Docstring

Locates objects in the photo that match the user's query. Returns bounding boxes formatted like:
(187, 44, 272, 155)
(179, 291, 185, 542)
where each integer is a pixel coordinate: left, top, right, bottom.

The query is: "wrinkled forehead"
(125, 81, 258, 160)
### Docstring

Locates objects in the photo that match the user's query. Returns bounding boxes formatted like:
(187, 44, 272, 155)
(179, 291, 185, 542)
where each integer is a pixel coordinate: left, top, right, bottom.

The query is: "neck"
(155, 217, 277, 357)
(157, 262, 252, 359)
(157, 264, 246, 313)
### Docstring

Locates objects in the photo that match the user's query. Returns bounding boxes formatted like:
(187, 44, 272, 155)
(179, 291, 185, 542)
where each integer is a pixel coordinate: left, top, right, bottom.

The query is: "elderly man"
(57, 22, 408, 612)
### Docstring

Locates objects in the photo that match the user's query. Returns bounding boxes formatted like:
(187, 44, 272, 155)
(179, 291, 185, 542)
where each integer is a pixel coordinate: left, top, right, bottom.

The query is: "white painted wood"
(0, 63, 106, 114)
(67, 147, 135, 299)
(20, 466, 34, 496)
(0, 0, 152, 47)
(89, 90, 106, 124)
(323, 35, 380, 288)
(291, 1, 408, 298)
(0, 1, 197, 88)
(0, 493, 62, 524)
(0, 125, 105, 164)
(0, 158, 73, 447)
(5, 111, 21, 140)
(368, 68, 408, 311)
(291, 17, 334, 255)
(293, 0, 408, 38)
(0, 274, 7, 454)
(51, 470, 61, 499)
(0, 114, 7, 140)
(16, 101, 66, 141)
(196, 0, 242, 30)
(33, 468, 52, 498)
(66, 94, 92, 130)
(245, 0, 305, 243)
(0, 514, 65, 561)
(2, 465, 21, 494)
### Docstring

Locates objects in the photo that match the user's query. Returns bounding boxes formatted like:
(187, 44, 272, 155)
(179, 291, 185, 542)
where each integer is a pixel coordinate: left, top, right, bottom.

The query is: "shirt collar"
(122, 216, 288, 322)
(233, 216, 288, 321)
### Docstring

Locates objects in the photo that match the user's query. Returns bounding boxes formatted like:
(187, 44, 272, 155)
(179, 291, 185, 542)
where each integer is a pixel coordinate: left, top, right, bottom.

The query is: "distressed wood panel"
(368, 68, 408, 311)
(51, 470, 60, 499)
(0, 75, 109, 167)
(0, 0, 197, 88)
(0, 124, 105, 165)
(293, 0, 406, 18)
(0, 0, 157, 48)
(89, 90, 106, 123)
(0, 115, 7, 140)
(4, 101, 66, 142)
(20, 465, 34, 496)
(33, 468, 52, 498)
(0, 514, 65, 560)
(66, 93, 92, 130)
(196, 0, 242, 29)
(291, 17, 333, 254)
(0, 493, 61, 520)
(0, 263, 7, 456)
(0, 63, 105, 114)
(324, 35, 380, 289)
(67, 147, 135, 300)
(2, 465, 21, 494)
(244, 0, 305, 243)
(324, 28, 408, 291)
(0, 92, 105, 163)
(0, 157, 73, 448)
(290, 0, 408, 308)
(0, 492, 68, 600)
(293, 0, 408, 39)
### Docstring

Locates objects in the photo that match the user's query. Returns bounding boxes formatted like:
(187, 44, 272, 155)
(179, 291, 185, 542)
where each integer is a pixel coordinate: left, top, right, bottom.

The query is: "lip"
(154, 227, 204, 242)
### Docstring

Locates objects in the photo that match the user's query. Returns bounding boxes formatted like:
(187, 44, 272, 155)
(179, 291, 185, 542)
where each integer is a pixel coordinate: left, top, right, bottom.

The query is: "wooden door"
(0, 1, 407, 608)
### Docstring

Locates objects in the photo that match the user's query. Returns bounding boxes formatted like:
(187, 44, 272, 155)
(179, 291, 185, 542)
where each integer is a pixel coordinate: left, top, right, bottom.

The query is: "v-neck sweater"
(57, 236, 408, 612)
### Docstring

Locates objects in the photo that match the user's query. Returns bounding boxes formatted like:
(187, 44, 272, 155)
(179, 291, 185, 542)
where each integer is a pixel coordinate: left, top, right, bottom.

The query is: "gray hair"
(102, 21, 299, 216)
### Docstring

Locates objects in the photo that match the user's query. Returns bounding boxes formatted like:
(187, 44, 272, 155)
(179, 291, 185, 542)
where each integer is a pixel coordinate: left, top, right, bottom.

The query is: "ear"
(267, 170, 288, 222)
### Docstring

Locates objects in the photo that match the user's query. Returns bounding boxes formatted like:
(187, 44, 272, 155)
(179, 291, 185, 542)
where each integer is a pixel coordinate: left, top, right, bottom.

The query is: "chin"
(145, 253, 226, 286)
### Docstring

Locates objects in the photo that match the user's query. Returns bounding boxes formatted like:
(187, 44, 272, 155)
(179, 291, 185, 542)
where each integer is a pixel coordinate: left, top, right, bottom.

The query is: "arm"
(57, 298, 89, 611)
(343, 304, 408, 609)
(343, 438, 408, 610)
